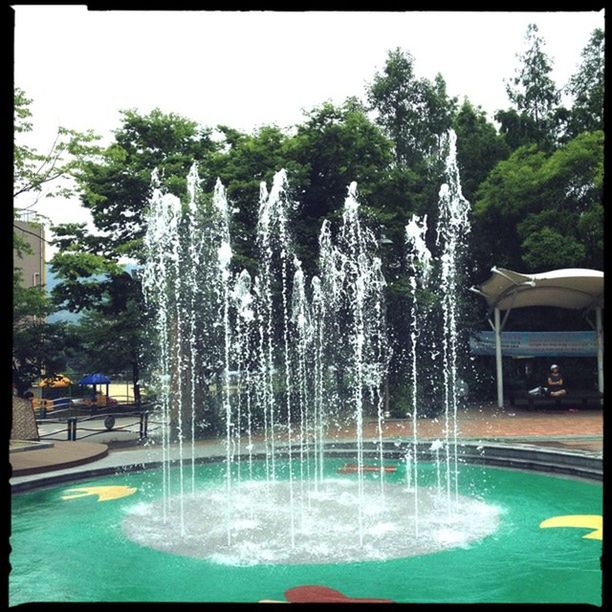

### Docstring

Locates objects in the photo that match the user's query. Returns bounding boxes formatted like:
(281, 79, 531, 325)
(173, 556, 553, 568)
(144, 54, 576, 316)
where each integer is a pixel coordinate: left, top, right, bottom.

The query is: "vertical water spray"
(257, 182, 277, 483)
(142, 161, 476, 556)
(142, 170, 182, 524)
(370, 255, 389, 497)
(232, 270, 255, 481)
(330, 181, 389, 546)
(435, 130, 471, 513)
(257, 169, 297, 547)
(186, 163, 201, 494)
(291, 256, 310, 514)
(212, 179, 234, 545)
(405, 213, 432, 535)
(253, 275, 272, 482)
(310, 276, 326, 488)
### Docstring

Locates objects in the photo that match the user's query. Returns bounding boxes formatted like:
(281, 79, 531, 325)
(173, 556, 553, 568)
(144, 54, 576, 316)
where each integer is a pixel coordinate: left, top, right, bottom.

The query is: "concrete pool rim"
(10, 439, 602, 494)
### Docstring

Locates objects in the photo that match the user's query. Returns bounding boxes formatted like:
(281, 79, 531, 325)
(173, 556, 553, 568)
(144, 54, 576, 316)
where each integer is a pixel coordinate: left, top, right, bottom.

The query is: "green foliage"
(520, 226, 586, 270)
(66, 295, 148, 401)
(12, 320, 75, 396)
(493, 108, 542, 151)
(14, 87, 100, 209)
(565, 28, 605, 139)
(367, 48, 457, 167)
(286, 99, 394, 275)
(73, 108, 218, 261)
(206, 124, 294, 274)
(32, 28, 603, 409)
(13, 266, 72, 394)
(50, 108, 219, 395)
(453, 99, 510, 203)
(473, 130, 603, 274)
(503, 24, 560, 146)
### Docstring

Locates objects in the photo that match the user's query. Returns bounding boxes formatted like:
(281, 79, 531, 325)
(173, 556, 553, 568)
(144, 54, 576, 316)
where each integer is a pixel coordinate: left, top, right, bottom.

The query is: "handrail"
(37, 410, 151, 442)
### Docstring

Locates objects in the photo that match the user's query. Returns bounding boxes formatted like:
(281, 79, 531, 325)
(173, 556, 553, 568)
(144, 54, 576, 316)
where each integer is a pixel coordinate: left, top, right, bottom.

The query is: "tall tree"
(498, 24, 561, 148)
(453, 99, 510, 204)
(565, 28, 605, 139)
(12, 264, 75, 395)
(367, 48, 457, 167)
(68, 108, 218, 262)
(286, 98, 394, 276)
(64, 281, 149, 405)
(13, 88, 99, 394)
(206, 124, 295, 274)
(50, 109, 219, 401)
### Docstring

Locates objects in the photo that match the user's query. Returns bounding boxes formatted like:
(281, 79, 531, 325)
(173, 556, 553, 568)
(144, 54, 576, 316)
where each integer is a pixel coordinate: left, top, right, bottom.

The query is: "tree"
(13, 88, 99, 394)
(453, 99, 510, 203)
(286, 98, 394, 276)
(564, 28, 605, 139)
(499, 24, 561, 148)
(472, 130, 603, 275)
(50, 109, 219, 403)
(14, 87, 100, 213)
(367, 48, 457, 167)
(65, 284, 148, 404)
(205, 124, 295, 274)
(12, 263, 75, 395)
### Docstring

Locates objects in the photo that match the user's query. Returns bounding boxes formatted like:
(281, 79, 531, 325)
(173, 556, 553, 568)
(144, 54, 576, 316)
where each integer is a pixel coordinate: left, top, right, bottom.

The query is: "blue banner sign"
(470, 331, 598, 357)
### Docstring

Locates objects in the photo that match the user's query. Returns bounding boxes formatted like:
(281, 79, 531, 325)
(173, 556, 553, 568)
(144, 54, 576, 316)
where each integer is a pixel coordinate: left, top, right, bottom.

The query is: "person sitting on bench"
(528, 364, 568, 398)
(546, 364, 567, 397)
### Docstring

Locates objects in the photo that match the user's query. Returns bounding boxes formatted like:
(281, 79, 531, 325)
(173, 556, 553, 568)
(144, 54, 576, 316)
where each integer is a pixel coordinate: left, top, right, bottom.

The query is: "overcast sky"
(13, 6, 605, 259)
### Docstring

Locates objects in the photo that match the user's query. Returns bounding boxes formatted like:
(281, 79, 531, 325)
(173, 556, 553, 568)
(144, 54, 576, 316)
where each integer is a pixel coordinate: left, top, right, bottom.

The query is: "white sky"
(13, 7, 605, 260)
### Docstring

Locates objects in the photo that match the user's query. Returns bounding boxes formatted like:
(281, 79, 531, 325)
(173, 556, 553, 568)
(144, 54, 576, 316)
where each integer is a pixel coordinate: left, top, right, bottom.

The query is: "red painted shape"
(284, 585, 394, 603)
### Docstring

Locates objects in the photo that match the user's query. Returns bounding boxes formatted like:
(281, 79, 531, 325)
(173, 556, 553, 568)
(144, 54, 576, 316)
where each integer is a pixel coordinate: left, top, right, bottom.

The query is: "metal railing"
(35, 399, 154, 420)
(37, 410, 154, 442)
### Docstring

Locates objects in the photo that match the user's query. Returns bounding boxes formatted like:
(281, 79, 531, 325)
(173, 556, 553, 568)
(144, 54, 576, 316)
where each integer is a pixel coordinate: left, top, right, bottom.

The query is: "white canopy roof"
(470, 267, 604, 312)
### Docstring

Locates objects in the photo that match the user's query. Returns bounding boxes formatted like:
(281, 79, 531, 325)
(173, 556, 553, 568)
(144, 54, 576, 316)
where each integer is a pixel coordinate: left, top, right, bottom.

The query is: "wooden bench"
(508, 389, 603, 410)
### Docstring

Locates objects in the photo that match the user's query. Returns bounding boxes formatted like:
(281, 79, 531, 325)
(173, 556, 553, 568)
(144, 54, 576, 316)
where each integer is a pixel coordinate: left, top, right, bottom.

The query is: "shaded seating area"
(507, 388, 604, 410)
(470, 267, 604, 408)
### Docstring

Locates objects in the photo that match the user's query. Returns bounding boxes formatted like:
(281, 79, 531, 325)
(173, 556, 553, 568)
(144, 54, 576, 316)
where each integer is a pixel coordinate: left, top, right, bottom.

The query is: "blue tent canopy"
(78, 373, 111, 385)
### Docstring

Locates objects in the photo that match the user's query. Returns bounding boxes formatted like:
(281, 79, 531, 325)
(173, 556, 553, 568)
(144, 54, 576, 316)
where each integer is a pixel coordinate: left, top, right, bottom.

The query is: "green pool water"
(9, 459, 602, 604)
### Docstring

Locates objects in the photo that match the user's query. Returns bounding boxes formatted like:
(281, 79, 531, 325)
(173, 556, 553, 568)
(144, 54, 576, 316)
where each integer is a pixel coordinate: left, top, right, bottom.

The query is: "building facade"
(14, 216, 46, 289)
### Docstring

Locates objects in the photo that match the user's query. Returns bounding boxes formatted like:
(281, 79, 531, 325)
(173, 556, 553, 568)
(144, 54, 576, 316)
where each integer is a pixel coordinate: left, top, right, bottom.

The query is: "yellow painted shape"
(61, 485, 137, 502)
(539, 515, 602, 540)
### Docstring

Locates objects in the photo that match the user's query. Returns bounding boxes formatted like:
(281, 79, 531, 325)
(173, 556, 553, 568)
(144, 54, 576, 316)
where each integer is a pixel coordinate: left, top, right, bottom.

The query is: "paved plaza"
(10, 401, 602, 488)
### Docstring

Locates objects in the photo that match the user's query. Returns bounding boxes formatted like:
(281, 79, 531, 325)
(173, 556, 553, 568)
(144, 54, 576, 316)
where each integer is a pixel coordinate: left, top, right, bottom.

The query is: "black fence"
(36, 408, 159, 443)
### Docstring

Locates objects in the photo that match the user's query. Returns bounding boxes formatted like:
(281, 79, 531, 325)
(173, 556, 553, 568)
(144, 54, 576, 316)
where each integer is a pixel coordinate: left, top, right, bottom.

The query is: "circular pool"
(10, 459, 602, 604)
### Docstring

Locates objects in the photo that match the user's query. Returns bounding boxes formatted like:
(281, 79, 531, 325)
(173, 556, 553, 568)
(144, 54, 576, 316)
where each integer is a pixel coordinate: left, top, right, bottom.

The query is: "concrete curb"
(10, 438, 602, 493)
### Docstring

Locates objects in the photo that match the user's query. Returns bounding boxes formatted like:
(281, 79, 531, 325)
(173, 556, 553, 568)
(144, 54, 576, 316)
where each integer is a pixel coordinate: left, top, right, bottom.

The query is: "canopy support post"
(596, 307, 604, 394)
(494, 308, 504, 408)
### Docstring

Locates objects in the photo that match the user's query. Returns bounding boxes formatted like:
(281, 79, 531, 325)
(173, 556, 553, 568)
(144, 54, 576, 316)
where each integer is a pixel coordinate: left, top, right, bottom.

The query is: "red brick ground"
(337, 402, 603, 452)
(11, 403, 602, 477)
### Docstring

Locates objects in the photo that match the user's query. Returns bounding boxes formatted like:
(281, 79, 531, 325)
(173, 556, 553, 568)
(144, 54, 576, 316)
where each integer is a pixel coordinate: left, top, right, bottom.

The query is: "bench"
(508, 389, 603, 410)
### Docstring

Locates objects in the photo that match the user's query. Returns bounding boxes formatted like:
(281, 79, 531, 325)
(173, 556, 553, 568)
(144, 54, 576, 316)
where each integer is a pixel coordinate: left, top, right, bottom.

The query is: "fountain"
(132, 130, 498, 565)
(9, 130, 601, 605)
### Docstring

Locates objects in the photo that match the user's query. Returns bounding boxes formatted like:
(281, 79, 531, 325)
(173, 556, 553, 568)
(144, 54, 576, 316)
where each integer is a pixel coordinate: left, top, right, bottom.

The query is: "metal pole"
(139, 411, 149, 439)
(67, 417, 77, 441)
(596, 307, 604, 394)
(495, 308, 504, 408)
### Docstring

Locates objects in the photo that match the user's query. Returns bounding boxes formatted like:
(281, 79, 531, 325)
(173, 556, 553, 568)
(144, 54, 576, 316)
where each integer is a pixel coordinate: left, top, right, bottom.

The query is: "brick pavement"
(10, 403, 603, 478)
